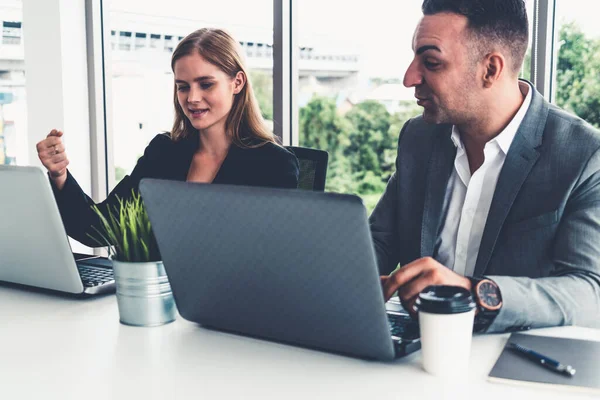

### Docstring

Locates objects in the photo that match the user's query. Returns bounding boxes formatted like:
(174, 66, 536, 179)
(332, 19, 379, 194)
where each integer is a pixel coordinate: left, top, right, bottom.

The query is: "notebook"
(488, 332, 600, 394)
(0, 165, 114, 295)
(139, 179, 421, 361)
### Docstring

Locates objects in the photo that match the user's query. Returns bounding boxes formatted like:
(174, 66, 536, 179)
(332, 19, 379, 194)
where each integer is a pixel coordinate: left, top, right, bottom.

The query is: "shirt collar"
(494, 81, 532, 154)
(450, 80, 533, 154)
(450, 126, 462, 149)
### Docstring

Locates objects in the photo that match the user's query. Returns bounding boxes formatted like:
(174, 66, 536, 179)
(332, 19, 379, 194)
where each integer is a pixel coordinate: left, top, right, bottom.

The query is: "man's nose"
(403, 59, 423, 88)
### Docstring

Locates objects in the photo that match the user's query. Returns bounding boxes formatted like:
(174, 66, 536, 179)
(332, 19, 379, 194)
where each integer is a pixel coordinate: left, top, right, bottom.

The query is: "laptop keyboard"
(78, 265, 114, 287)
(77, 258, 114, 288)
(387, 312, 420, 340)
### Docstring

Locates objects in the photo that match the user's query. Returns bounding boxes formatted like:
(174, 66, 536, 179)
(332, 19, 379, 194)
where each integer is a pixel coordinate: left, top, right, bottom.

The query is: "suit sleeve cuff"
(484, 275, 532, 333)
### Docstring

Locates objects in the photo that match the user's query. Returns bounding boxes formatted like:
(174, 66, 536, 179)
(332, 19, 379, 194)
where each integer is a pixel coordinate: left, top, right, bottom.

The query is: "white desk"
(1, 285, 598, 400)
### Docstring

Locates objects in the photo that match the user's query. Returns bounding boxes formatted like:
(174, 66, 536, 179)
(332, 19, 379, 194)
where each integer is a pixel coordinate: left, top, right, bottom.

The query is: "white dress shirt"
(435, 81, 533, 277)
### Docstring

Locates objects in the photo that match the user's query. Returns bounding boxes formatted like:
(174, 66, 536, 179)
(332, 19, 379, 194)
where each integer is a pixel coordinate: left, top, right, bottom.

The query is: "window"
(110, 30, 117, 50)
(2, 20, 21, 45)
(245, 42, 254, 57)
(163, 35, 174, 52)
(134, 32, 147, 50)
(119, 31, 132, 51)
(149, 33, 161, 49)
(0, 2, 26, 166)
(104, 0, 273, 188)
(520, 0, 535, 81)
(0, 84, 22, 167)
(297, 0, 423, 211)
(554, 0, 600, 129)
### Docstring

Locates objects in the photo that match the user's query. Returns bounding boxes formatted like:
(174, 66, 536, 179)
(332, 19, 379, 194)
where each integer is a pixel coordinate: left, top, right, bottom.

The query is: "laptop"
(0, 165, 114, 295)
(140, 179, 420, 361)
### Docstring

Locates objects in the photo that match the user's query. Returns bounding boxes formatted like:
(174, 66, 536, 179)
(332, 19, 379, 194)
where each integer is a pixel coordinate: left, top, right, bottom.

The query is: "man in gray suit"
(371, 0, 600, 333)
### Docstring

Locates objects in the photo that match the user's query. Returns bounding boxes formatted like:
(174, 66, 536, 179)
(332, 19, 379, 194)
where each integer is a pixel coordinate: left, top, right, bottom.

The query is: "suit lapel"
(473, 83, 548, 276)
(421, 128, 455, 257)
(473, 137, 539, 275)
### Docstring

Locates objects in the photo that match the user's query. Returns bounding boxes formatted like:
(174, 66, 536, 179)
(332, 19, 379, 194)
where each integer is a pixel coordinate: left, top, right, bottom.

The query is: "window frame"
(530, 0, 557, 102)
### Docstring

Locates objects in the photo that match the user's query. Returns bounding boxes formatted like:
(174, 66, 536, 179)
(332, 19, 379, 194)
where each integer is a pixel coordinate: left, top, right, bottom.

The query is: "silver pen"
(508, 342, 576, 377)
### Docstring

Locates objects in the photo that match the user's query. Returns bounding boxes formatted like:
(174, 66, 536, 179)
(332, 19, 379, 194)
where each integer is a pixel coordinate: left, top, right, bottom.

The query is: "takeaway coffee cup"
(414, 285, 476, 378)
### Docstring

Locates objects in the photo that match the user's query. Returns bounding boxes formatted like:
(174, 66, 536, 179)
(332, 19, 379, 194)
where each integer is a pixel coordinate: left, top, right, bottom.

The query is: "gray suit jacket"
(370, 84, 600, 333)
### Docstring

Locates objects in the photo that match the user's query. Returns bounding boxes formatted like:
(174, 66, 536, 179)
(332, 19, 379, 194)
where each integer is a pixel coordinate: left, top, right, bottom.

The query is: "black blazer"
(52, 133, 299, 246)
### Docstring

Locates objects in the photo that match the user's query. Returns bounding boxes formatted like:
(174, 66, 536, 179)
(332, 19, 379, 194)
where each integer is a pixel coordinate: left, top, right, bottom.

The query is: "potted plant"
(90, 191, 176, 327)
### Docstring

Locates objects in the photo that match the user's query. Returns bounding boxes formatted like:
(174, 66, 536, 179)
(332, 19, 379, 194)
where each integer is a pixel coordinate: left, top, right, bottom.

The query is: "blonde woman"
(36, 28, 299, 246)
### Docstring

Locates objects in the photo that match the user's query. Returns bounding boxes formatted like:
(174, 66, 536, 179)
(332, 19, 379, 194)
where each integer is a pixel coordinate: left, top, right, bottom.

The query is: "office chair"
(285, 146, 329, 191)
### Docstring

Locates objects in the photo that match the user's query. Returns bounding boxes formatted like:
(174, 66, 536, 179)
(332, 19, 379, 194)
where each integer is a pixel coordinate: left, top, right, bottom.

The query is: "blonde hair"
(170, 28, 276, 147)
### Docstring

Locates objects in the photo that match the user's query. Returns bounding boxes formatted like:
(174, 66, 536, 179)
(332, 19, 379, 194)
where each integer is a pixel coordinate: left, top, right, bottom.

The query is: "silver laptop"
(0, 165, 114, 295)
(140, 179, 420, 361)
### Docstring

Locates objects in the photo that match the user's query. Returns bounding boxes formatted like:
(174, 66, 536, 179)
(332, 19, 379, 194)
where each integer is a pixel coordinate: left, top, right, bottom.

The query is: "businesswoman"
(35, 28, 299, 246)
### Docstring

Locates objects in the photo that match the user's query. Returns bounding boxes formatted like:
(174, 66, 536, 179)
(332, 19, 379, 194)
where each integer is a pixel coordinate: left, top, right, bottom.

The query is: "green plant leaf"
(87, 189, 161, 262)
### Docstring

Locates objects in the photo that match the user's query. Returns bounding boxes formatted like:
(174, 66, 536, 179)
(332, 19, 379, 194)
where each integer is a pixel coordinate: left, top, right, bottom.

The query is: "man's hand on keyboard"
(380, 257, 472, 316)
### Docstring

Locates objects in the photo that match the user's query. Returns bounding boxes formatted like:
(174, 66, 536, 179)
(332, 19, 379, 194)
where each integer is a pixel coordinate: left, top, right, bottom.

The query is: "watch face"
(477, 281, 502, 310)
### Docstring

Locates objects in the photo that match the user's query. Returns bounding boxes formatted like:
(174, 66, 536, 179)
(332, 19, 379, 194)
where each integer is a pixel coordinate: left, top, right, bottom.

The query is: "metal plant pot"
(112, 259, 176, 327)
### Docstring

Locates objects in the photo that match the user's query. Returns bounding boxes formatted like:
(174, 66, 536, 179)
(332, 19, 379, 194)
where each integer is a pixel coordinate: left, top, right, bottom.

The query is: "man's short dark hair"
(422, 0, 529, 73)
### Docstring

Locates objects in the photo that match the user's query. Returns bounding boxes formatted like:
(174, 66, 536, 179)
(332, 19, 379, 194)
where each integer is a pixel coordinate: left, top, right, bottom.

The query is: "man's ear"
(233, 71, 246, 94)
(482, 52, 505, 88)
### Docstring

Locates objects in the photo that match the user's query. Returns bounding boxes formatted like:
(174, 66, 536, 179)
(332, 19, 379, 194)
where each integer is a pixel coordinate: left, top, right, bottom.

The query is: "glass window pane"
(0, 0, 27, 166)
(554, 0, 600, 129)
(298, 0, 423, 212)
(520, 0, 534, 81)
(104, 0, 273, 188)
